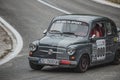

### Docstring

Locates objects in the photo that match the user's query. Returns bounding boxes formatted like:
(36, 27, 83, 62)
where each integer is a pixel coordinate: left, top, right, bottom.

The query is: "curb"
(92, 0, 120, 8)
(0, 17, 23, 65)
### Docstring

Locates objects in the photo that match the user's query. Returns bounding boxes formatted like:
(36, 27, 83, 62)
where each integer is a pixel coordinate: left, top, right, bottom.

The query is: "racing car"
(28, 14, 120, 72)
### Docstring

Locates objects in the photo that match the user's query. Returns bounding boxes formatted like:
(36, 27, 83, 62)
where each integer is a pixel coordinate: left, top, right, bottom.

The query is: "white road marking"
(93, 0, 120, 8)
(0, 17, 23, 65)
(37, 0, 71, 14)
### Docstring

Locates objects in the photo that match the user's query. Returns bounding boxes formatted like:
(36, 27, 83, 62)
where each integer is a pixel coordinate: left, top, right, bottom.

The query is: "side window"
(106, 22, 112, 35)
(105, 21, 117, 35)
(90, 22, 105, 38)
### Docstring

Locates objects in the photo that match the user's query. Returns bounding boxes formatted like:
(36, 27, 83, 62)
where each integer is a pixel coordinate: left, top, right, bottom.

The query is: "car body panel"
(28, 14, 120, 68)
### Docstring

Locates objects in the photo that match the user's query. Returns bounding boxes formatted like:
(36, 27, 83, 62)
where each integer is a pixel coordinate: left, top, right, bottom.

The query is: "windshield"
(49, 20, 89, 37)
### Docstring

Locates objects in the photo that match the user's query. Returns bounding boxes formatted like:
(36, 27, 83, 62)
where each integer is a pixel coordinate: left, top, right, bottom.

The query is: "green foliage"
(108, 0, 120, 4)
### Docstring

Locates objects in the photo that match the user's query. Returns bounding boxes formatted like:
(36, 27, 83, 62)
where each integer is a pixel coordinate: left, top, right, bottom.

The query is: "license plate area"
(39, 58, 59, 65)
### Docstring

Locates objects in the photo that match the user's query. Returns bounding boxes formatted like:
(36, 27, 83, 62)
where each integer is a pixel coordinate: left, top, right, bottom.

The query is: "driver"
(90, 23, 103, 38)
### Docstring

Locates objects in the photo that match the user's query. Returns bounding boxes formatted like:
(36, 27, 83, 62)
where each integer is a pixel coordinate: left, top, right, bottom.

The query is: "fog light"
(29, 51, 33, 56)
(70, 56, 75, 60)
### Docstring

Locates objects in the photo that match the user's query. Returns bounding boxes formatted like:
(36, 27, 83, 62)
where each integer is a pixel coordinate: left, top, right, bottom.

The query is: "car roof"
(53, 14, 107, 23)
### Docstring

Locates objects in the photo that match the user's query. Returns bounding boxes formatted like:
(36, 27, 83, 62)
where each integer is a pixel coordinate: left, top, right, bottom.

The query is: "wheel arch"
(113, 48, 120, 65)
(115, 48, 120, 57)
(74, 51, 91, 73)
(76, 48, 91, 65)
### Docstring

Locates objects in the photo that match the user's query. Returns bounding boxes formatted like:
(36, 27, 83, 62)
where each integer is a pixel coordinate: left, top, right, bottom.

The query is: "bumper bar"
(28, 57, 77, 66)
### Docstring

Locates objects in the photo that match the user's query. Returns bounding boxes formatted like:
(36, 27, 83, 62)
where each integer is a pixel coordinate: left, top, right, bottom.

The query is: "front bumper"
(28, 57, 77, 67)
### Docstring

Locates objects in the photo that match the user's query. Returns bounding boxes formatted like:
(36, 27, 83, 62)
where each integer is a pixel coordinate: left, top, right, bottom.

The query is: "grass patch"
(107, 0, 120, 4)
(0, 49, 12, 59)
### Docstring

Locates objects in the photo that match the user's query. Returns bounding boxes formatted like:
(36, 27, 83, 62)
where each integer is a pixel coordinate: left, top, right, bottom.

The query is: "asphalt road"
(0, 0, 120, 80)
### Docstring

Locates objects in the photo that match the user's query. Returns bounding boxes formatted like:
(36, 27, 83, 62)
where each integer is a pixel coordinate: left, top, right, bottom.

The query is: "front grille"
(56, 52, 69, 60)
(33, 46, 69, 60)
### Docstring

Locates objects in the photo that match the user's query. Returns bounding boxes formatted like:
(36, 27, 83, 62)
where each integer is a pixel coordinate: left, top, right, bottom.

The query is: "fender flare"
(76, 47, 91, 65)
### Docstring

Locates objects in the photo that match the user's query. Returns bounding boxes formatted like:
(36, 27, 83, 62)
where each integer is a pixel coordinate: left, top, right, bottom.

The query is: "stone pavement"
(0, 23, 12, 59)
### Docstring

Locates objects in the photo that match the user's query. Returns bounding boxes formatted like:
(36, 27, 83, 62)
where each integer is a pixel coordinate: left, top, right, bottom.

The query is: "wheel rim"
(81, 55, 89, 71)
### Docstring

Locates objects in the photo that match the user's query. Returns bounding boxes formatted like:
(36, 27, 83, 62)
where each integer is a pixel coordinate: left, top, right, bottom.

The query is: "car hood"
(39, 35, 87, 48)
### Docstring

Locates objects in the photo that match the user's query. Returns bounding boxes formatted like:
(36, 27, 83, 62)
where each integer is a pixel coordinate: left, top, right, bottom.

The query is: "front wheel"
(113, 50, 120, 65)
(74, 54, 89, 73)
(29, 61, 44, 70)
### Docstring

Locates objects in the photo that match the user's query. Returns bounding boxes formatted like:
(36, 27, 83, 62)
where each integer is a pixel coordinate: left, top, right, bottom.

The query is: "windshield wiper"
(49, 30, 62, 34)
(62, 32, 75, 35)
(62, 32, 79, 37)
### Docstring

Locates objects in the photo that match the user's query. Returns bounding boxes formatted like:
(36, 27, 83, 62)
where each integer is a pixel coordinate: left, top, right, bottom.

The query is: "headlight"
(29, 43, 37, 52)
(67, 48, 75, 55)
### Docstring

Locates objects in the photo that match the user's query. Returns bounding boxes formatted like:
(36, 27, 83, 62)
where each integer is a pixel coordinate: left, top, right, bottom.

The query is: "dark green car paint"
(28, 14, 120, 70)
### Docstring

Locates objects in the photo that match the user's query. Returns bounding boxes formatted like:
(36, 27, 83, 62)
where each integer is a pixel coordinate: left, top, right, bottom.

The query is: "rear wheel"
(74, 54, 89, 73)
(113, 50, 120, 65)
(29, 61, 44, 70)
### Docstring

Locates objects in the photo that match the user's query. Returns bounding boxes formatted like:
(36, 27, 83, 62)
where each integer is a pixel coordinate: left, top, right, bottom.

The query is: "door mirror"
(43, 29, 47, 34)
(89, 34, 96, 42)
(91, 34, 96, 39)
(117, 27, 120, 33)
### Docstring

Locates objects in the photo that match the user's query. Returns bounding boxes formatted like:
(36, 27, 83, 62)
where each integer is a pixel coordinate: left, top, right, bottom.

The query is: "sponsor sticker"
(92, 39, 106, 62)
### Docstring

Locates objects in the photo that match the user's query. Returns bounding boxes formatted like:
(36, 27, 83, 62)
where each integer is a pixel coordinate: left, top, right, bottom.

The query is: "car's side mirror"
(89, 34, 96, 42)
(117, 27, 120, 33)
(43, 29, 47, 34)
(91, 34, 96, 39)
(117, 30, 120, 33)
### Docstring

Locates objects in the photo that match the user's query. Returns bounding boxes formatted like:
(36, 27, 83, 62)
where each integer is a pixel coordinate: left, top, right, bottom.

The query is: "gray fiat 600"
(28, 14, 120, 72)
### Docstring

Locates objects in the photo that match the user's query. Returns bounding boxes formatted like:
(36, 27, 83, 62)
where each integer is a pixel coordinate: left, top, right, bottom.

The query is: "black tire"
(74, 54, 89, 73)
(29, 61, 44, 70)
(113, 50, 120, 65)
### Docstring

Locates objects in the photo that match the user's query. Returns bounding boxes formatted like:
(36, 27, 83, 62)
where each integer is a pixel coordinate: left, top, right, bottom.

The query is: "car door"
(105, 20, 118, 62)
(90, 21, 107, 64)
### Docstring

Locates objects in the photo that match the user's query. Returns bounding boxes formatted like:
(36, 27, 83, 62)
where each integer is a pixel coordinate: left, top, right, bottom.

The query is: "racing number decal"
(92, 39, 106, 62)
(96, 39, 106, 60)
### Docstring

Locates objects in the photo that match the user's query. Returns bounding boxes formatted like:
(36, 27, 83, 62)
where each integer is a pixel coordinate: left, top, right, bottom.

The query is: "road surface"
(0, 0, 120, 80)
